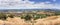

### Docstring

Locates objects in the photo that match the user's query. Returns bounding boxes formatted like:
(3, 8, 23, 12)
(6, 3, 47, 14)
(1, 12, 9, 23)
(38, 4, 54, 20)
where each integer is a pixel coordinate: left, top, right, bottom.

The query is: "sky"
(0, 0, 60, 9)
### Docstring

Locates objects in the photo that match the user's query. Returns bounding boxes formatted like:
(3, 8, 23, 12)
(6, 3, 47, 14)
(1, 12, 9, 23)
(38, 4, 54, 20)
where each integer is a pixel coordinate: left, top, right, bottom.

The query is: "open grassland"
(0, 17, 32, 25)
(0, 11, 60, 25)
(0, 16, 60, 25)
(35, 16, 60, 25)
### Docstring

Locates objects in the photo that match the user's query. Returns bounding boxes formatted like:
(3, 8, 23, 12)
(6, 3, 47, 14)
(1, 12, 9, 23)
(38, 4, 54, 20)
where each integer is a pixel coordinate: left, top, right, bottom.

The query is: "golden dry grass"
(0, 17, 32, 25)
(35, 16, 60, 25)
(0, 16, 60, 25)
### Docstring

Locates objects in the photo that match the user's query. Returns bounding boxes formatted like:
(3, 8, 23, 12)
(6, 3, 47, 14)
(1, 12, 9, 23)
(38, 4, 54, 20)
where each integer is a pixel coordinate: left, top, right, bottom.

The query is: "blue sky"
(0, 0, 60, 9)
(30, 0, 59, 3)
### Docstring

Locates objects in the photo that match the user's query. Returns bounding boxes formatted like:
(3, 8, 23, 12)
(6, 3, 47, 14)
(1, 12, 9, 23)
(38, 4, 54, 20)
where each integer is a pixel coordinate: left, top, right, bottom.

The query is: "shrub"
(34, 14, 47, 20)
(0, 13, 7, 20)
(8, 14, 14, 18)
(24, 15, 32, 21)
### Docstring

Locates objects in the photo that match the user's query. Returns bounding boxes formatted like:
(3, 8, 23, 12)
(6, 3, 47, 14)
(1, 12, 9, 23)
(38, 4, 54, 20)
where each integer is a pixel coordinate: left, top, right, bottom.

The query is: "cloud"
(0, 0, 60, 9)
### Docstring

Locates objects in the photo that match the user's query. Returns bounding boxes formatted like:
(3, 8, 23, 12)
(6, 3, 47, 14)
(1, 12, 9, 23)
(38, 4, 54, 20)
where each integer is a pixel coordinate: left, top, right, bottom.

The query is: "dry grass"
(35, 15, 60, 25)
(0, 20, 4, 25)
(0, 17, 32, 25)
(0, 16, 60, 25)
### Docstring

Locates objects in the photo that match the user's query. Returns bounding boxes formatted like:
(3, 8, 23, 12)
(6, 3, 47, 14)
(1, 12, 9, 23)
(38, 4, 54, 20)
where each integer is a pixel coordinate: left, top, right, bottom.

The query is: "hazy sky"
(0, 0, 60, 9)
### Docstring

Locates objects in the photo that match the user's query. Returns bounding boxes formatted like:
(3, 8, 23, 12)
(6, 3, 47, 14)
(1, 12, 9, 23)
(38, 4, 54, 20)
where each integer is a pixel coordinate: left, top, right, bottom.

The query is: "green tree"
(0, 13, 7, 20)
(24, 14, 32, 21)
(8, 14, 14, 18)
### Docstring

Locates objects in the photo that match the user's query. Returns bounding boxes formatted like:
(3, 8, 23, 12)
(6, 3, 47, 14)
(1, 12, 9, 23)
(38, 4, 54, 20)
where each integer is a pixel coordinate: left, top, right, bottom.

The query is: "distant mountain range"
(0, 9, 60, 12)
